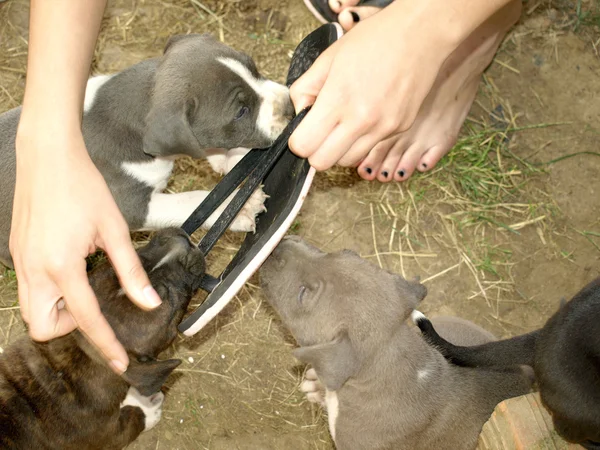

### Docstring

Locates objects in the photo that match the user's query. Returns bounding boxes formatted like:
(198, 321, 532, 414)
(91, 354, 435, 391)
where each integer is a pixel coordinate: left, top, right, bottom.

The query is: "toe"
(338, 9, 360, 30)
(393, 143, 426, 181)
(377, 148, 404, 183)
(330, 0, 360, 13)
(417, 142, 454, 173)
(357, 138, 393, 181)
(358, 165, 378, 181)
(338, 6, 381, 30)
(328, 0, 343, 13)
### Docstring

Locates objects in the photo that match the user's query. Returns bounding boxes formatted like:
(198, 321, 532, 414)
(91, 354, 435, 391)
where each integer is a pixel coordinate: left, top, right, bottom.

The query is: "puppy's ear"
(143, 97, 202, 157)
(293, 331, 358, 391)
(407, 278, 427, 303)
(163, 33, 214, 54)
(163, 34, 194, 54)
(394, 276, 427, 317)
(122, 358, 181, 396)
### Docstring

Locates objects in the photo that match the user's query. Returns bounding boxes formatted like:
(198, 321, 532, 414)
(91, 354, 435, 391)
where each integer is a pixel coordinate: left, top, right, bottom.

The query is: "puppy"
(259, 236, 532, 450)
(0, 33, 294, 268)
(414, 277, 600, 449)
(0, 228, 204, 449)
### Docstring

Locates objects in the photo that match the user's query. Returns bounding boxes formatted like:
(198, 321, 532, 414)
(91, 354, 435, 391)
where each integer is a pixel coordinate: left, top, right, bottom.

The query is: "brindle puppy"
(0, 228, 204, 450)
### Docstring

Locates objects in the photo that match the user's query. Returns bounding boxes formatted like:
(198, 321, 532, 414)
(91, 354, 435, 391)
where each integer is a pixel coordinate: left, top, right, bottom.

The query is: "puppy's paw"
(206, 147, 251, 175)
(224, 148, 251, 174)
(229, 186, 269, 233)
(121, 387, 164, 431)
(300, 368, 326, 407)
(206, 149, 228, 175)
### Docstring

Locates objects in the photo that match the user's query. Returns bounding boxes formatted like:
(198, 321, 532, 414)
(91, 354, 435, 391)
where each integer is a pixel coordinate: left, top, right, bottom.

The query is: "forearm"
(19, 0, 107, 139)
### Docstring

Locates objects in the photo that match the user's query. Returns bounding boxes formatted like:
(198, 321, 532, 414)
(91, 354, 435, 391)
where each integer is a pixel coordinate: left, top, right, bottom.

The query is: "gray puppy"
(259, 236, 532, 450)
(0, 33, 293, 268)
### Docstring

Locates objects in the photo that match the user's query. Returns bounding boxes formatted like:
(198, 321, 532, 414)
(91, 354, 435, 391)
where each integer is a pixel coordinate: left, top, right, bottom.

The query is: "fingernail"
(143, 285, 162, 308)
(382, 171, 389, 178)
(398, 169, 405, 178)
(351, 11, 360, 22)
(110, 359, 128, 374)
(365, 167, 372, 174)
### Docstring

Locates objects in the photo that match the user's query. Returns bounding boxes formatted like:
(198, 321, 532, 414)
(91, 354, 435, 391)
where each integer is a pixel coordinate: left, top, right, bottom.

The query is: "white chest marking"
(325, 389, 339, 442)
(121, 158, 174, 192)
(120, 386, 164, 431)
(83, 74, 114, 113)
(217, 57, 290, 140)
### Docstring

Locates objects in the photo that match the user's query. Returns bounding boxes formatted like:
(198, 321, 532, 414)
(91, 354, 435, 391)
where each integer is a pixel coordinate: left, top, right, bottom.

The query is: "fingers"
(290, 44, 336, 114)
(99, 220, 161, 311)
(305, 124, 356, 171)
(56, 261, 129, 373)
(27, 285, 78, 341)
(11, 255, 30, 324)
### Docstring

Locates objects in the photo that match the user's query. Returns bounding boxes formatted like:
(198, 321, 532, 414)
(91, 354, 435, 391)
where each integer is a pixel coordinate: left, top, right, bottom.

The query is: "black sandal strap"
(180, 148, 264, 236)
(197, 107, 310, 255)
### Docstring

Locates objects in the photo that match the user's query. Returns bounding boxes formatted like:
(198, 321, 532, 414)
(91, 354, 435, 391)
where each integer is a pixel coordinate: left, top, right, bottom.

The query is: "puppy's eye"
(298, 285, 307, 304)
(235, 105, 249, 120)
(137, 355, 155, 363)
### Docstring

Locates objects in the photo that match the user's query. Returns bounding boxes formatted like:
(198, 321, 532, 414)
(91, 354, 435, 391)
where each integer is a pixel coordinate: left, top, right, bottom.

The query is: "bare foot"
(357, 0, 522, 182)
(333, 0, 382, 30)
(328, 0, 389, 31)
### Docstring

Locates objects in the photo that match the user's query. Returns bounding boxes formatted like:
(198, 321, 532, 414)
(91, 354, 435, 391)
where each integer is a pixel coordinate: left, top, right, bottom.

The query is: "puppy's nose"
(185, 248, 206, 278)
(270, 241, 290, 267)
(283, 98, 294, 121)
(283, 235, 303, 243)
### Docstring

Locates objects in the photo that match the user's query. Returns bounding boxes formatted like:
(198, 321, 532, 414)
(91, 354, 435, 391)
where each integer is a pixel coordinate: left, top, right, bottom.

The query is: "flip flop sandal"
(177, 23, 344, 336)
(304, 0, 393, 25)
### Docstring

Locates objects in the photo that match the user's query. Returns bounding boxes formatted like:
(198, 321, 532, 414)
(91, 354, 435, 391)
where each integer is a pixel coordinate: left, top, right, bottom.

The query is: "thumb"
(290, 44, 336, 114)
(100, 220, 162, 311)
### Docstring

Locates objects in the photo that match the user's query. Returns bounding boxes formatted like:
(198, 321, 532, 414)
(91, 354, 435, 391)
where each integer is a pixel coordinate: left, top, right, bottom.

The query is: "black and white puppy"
(0, 33, 294, 268)
(414, 277, 600, 450)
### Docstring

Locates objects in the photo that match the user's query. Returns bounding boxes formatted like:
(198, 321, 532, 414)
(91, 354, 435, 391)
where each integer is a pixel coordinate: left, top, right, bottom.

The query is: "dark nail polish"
(382, 171, 389, 178)
(351, 11, 360, 22)
(365, 167, 372, 174)
(398, 170, 405, 178)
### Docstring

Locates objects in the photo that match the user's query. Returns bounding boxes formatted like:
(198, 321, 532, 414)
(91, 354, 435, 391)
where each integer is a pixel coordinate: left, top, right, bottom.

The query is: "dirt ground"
(1, 0, 599, 449)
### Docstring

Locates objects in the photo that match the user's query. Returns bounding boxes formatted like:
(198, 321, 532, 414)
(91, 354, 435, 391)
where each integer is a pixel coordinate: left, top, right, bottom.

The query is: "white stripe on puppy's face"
(217, 57, 291, 141)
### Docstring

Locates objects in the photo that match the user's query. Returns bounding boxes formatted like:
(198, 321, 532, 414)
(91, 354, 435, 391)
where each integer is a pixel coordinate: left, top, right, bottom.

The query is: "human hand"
(10, 126, 162, 373)
(289, 1, 457, 170)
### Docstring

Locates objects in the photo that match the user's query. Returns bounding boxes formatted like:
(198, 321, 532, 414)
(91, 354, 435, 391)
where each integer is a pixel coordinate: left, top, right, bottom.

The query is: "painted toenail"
(382, 171, 389, 178)
(398, 170, 405, 178)
(351, 11, 360, 22)
(365, 167, 372, 174)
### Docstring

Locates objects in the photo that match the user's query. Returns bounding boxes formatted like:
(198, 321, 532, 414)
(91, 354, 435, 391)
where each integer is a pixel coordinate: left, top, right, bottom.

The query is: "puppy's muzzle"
(140, 228, 205, 276)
